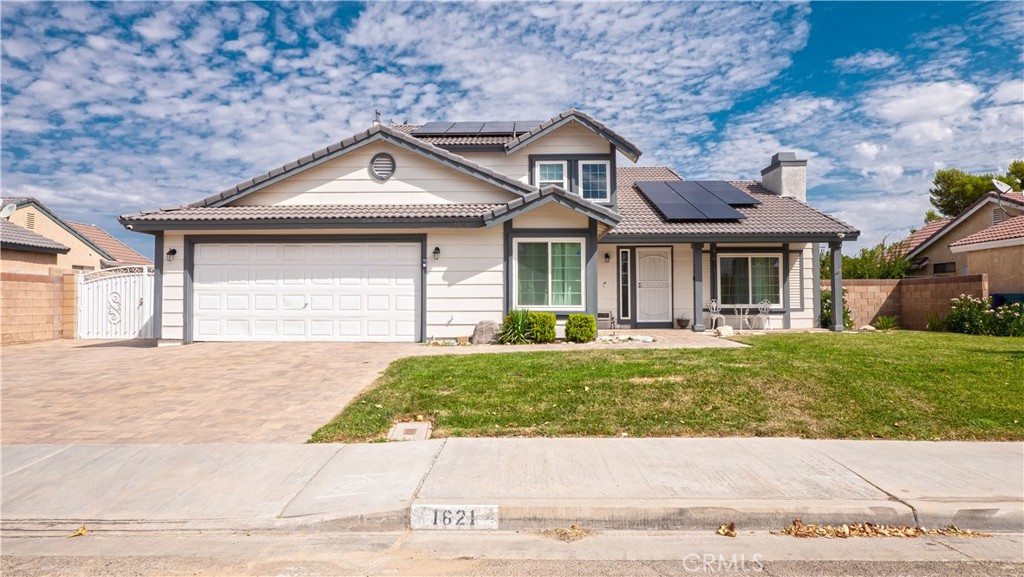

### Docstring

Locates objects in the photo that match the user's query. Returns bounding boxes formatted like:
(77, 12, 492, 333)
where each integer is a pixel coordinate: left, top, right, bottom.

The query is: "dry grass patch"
(539, 524, 594, 542)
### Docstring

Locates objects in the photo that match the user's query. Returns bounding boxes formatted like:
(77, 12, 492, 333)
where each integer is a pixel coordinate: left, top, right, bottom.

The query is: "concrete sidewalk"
(2, 439, 1021, 533)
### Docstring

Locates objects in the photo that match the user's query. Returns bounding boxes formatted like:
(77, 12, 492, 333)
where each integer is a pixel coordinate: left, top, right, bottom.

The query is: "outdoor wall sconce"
(433, 246, 441, 260)
(604, 252, 611, 263)
(165, 248, 177, 262)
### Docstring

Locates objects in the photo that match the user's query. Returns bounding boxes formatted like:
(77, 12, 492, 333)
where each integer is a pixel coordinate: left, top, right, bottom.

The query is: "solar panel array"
(411, 121, 545, 136)
(635, 181, 760, 221)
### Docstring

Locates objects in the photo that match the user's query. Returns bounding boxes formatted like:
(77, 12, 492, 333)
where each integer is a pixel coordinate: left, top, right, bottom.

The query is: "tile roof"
(609, 167, 859, 239)
(898, 218, 952, 255)
(905, 191, 1024, 258)
(68, 221, 152, 265)
(390, 124, 514, 146)
(0, 219, 70, 253)
(188, 124, 537, 209)
(122, 204, 505, 224)
(950, 214, 1024, 247)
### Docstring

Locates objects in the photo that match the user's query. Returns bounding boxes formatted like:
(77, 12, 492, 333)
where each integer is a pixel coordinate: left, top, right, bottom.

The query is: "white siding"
(672, 245, 695, 323)
(512, 201, 589, 229)
(790, 243, 816, 329)
(234, 142, 518, 206)
(597, 248, 617, 319)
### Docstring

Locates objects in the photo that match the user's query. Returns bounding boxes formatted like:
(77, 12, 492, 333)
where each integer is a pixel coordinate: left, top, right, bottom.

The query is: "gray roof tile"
(123, 204, 504, 223)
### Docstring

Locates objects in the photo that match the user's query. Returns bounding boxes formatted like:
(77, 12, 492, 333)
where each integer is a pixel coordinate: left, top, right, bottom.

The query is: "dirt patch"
(538, 524, 594, 542)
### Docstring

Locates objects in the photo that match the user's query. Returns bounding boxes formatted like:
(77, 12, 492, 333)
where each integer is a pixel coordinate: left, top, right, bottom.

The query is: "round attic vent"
(370, 152, 396, 180)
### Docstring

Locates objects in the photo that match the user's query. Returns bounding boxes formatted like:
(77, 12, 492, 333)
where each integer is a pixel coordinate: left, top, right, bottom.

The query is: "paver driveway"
(1, 331, 739, 444)
(1, 340, 421, 444)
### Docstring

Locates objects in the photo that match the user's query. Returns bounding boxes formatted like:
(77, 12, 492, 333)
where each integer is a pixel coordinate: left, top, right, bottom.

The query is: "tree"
(928, 161, 1023, 218)
(819, 237, 911, 280)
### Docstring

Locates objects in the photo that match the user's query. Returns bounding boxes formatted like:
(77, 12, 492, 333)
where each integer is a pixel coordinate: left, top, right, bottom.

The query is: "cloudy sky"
(3, 1, 1022, 259)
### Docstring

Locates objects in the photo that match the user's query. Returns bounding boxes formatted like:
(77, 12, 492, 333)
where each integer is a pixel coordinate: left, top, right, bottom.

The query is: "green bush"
(819, 289, 854, 329)
(498, 309, 532, 344)
(528, 311, 556, 343)
(565, 313, 597, 343)
(873, 316, 898, 331)
(925, 312, 945, 332)
(946, 295, 1024, 337)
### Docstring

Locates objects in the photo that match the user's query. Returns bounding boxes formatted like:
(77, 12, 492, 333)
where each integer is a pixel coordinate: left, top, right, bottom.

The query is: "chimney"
(760, 152, 807, 202)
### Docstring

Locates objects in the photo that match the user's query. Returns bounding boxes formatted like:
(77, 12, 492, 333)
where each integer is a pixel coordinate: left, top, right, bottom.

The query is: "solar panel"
(479, 121, 516, 134)
(697, 181, 760, 205)
(411, 122, 454, 135)
(635, 182, 706, 220)
(445, 122, 485, 134)
(667, 182, 745, 220)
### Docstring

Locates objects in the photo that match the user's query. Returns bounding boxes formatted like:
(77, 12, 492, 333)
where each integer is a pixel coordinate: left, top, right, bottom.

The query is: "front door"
(637, 247, 672, 323)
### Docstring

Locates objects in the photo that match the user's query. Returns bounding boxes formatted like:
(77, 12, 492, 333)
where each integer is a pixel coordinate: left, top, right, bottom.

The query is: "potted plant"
(675, 314, 690, 329)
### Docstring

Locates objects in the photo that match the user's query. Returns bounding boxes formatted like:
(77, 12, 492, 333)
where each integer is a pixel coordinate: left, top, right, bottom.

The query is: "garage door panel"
(193, 242, 421, 342)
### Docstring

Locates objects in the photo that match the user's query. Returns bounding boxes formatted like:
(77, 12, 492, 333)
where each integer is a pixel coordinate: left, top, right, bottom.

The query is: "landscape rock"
(715, 326, 735, 338)
(859, 325, 877, 332)
(471, 320, 499, 344)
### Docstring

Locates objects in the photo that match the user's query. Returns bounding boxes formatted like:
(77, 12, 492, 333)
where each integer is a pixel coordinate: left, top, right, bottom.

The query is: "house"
(119, 110, 859, 344)
(0, 219, 70, 273)
(949, 214, 1024, 298)
(903, 192, 1024, 278)
(1, 197, 152, 271)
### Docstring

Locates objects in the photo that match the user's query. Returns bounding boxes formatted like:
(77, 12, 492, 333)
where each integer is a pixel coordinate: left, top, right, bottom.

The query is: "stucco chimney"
(760, 152, 807, 202)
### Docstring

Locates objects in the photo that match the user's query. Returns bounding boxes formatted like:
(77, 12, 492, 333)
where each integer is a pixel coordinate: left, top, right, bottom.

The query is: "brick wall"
(821, 274, 989, 331)
(1, 271, 77, 345)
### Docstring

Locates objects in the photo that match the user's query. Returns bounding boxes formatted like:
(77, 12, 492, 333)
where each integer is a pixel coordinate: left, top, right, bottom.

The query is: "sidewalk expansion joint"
(275, 444, 347, 520)
(815, 449, 921, 526)
(411, 437, 447, 502)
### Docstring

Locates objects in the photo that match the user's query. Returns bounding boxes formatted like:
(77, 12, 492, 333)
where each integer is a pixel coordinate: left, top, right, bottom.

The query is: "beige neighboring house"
(903, 191, 1024, 279)
(0, 219, 70, 273)
(120, 110, 860, 344)
(1, 197, 151, 271)
(949, 214, 1024, 296)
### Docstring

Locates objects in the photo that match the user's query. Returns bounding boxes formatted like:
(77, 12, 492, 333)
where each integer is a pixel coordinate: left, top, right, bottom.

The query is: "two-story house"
(120, 110, 859, 344)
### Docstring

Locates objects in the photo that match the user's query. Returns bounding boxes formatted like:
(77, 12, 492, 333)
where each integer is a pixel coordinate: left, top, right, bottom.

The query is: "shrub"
(498, 309, 532, 344)
(925, 312, 945, 332)
(873, 316, 898, 331)
(819, 289, 854, 330)
(565, 313, 597, 343)
(528, 311, 556, 343)
(993, 302, 1024, 337)
(945, 295, 993, 335)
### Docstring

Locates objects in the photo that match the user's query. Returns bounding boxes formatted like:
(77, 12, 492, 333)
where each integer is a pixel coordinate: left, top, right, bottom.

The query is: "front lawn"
(309, 332, 1024, 443)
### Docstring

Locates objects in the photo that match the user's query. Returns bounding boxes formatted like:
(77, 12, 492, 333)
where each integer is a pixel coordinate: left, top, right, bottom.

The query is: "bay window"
(718, 255, 781, 306)
(515, 239, 584, 309)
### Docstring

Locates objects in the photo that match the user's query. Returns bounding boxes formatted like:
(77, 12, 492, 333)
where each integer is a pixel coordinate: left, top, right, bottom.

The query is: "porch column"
(829, 240, 844, 332)
(692, 243, 705, 332)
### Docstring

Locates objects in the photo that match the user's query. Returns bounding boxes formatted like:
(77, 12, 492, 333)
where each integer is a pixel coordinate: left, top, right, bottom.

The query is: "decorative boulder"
(471, 320, 500, 344)
(715, 325, 735, 338)
(859, 325, 877, 332)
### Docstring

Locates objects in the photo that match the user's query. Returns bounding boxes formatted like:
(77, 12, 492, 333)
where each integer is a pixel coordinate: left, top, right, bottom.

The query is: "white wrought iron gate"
(77, 266, 155, 339)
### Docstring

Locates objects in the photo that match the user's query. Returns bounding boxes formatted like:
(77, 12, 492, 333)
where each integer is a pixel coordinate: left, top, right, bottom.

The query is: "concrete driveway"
(1, 330, 739, 444)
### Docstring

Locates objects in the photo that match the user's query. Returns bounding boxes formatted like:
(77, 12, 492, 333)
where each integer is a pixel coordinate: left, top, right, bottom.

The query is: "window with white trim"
(718, 255, 782, 306)
(579, 160, 610, 201)
(514, 238, 585, 309)
(535, 161, 568, 189)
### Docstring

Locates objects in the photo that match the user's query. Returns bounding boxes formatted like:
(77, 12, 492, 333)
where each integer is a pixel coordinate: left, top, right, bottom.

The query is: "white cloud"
(132, 10, 180, 42)
(833, 49, 899, 72)
(990, 80, 1024, 105)
(864, 81, 980, 124)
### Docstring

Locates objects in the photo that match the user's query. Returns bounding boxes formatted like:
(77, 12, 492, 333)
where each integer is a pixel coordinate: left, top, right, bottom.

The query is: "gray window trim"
(618, 248, 631, 321)
(812, 242, 821, 326)
(528, 153, 618, 209)
(503, 222, 598, 318)
(183, 234, 427, 345)
(714, 252, 785, 313)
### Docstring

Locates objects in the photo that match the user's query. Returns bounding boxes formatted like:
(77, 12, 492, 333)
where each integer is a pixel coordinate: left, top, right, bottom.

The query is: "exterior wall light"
(166, 248, 177, 261)
(604, 252, 611, 263)
(433, 246, 441, 260)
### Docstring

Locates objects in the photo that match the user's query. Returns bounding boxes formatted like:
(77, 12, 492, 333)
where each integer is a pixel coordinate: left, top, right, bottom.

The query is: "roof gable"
(905, 192, 1024, 259)
(0, 219, 70, 254)
(504, 110, 643, 162)
(950, 214, 1024, 249)
(1, 197, 114, 260)
(193, 125, 537, 209)
(68, 221, 152, 266)
(484, 185, 620, 228)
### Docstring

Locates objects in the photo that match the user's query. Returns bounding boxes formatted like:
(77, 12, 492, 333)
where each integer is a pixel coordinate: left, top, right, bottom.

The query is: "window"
(580, 160, 610, 201)
(619, 249, 631, 319)
(535, 161, 568, 189)
(515, 239, 584, 309)
(933, 262, 955, 274)
(718, 255, 781, 306)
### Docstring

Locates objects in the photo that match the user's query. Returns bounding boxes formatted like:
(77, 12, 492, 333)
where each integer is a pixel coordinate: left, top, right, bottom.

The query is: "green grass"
(309, 332, 1024, 443)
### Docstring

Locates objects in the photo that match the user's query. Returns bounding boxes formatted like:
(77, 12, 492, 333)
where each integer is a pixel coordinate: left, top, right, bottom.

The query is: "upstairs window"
(580, 160, 610, 201)
(536, 161, 568, 189)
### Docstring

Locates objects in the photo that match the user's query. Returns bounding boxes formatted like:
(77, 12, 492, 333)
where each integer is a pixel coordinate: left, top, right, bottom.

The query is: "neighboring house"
(0, 219, 70, 273)
(903, 192, 1024, 278)
(949, 214, 1024, 297)
(1, 197, 151, 271)
(120, 110, 859, 344)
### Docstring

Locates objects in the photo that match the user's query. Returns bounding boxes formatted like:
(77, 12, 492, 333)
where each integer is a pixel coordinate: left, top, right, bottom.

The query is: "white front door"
(637, 247, 672, 323)
(192, 242, 421, 342)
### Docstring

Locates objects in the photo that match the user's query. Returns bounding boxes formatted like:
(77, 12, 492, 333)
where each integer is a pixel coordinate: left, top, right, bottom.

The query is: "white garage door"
(192, 242, 421, 342)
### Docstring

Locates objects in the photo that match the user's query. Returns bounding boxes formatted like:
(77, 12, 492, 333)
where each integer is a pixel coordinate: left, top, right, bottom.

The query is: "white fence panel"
(77, 266, 155, 339)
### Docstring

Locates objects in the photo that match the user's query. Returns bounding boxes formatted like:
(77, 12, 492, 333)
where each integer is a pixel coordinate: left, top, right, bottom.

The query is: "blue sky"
(3, 1, 1022, 259)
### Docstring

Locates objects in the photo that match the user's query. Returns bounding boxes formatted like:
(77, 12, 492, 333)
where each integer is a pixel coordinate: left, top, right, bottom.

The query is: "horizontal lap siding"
(790, 244, 815, 328)
(425, 228, 504, 338)
(672, 245, 694, 323)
